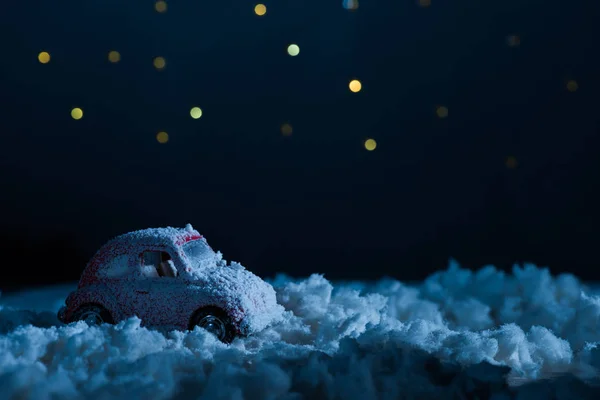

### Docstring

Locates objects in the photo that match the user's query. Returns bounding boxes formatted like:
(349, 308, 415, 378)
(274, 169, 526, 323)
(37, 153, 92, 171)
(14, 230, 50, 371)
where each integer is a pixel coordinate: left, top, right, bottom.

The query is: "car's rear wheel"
(189, 306, 235, 343)
(70, 304, 114, 325)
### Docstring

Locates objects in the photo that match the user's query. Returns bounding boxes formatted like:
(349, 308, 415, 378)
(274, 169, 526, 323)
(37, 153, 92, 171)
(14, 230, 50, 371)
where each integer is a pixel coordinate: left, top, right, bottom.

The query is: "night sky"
(1, 0, 599, 290)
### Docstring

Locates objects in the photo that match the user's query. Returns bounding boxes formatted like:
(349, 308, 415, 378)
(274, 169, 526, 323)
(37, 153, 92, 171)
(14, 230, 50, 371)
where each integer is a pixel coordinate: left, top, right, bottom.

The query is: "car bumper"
(57, 306, 67, 323)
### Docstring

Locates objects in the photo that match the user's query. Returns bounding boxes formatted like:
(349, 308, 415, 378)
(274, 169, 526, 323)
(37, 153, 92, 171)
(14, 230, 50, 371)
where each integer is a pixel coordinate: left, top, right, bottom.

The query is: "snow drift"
(2, 260, 600, 399)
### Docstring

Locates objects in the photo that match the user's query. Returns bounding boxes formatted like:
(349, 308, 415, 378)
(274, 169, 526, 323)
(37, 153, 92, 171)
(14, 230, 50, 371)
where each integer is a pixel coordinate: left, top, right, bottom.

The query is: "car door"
(138, 250, 186, 328)
(103, 254, 141, 320)
(148, 267, 186, 329)
(127, 251, 162, 325)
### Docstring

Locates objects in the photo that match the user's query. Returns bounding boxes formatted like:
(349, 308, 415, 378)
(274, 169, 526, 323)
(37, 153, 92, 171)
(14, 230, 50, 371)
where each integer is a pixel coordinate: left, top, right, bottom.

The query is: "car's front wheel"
(70, 304, 114, 326)
(189, 306, 235, 343)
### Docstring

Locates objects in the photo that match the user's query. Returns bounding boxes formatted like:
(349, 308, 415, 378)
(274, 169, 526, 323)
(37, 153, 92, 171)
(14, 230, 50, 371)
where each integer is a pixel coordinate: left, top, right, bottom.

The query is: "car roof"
(78, 224, 202, 287)
(107, 223, 202, 248)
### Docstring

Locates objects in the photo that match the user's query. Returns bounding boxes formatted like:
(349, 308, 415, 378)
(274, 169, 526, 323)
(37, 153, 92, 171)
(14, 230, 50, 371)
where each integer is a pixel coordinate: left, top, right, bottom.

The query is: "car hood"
(185, 260, 284, 335)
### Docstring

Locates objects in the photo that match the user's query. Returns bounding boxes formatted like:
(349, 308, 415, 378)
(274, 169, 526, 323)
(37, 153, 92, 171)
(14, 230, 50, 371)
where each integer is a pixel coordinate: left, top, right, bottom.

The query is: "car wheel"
(189, 306, 235, 343)
(70, 304, 114, 326)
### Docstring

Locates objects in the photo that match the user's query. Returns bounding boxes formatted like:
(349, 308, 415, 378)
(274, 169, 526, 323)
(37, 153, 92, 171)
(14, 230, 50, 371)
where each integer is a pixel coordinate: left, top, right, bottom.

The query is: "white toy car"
(57, 224, 283, 342)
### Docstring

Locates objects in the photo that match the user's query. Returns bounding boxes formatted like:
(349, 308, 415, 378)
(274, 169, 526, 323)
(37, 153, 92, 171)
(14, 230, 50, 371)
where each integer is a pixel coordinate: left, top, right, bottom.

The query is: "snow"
(80, 224, 203, 287)
(184, 259, 285, 335)
(2, 260, 600, 399)
(108, 223, 201, 249)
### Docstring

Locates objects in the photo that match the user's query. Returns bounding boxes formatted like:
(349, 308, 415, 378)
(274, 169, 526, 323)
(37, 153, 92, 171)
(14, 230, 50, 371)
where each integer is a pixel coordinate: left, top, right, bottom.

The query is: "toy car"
(57, 224, 283, 343)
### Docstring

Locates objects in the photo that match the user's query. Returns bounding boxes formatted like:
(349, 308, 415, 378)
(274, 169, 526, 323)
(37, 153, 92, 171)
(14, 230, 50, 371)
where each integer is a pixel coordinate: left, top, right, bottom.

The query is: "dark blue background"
(1, 0, 598, 289)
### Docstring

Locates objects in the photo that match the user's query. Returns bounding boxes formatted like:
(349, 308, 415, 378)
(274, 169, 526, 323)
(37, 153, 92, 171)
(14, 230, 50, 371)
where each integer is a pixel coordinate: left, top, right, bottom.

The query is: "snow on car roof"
(79, 224, 202, 287)
(107, 223, 202, 248)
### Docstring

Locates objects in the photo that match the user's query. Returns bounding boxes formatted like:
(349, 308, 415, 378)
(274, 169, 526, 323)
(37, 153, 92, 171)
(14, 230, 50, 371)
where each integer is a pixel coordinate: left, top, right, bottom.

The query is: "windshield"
(183, 239, 213, 260)
(182, 239, 219, 269)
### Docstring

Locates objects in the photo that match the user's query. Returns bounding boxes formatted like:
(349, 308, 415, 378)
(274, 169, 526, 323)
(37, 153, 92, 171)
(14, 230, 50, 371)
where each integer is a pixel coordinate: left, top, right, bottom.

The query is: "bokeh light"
(287, 44, 300, 56)
(254, 4, 267, 16)
(506, 156, 518, 169)
(506, 35, 520, 47)
(436, 106, 449, 118)
(349, 79, 362, 93)
(567, 80, 578, 92)
(108, 51, 121, 63)
(38, 52, 51, 64)
(364, 139, 377, 151)
(153, 57, 166, 70)
(342, 0, 359, 11)
(418, 0, 431, 7)
(281, 123, 293, 136)
(155, 1, 167, 13)
(190, 107, 203, 119)
(71, 108, 83, 120)
(156, 131, 169, 144)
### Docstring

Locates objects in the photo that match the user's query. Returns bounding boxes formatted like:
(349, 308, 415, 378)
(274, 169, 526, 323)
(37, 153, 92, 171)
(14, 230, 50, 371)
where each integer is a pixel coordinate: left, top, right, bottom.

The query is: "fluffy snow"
(2, 260, 600, 399)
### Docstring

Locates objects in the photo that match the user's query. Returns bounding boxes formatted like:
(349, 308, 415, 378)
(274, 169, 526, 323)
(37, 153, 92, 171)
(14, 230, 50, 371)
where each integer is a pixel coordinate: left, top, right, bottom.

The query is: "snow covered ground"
(2, 260, 600, 399)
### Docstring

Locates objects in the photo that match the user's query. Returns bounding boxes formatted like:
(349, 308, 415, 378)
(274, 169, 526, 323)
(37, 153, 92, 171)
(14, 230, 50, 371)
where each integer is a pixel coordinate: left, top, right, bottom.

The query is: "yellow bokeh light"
(506, 156, 518, 169)
(156, 131, 169, 144)
(364, 138, 377, 151)
(153, 57, 166, 70)
(281, 123, 293, 136)
(418, 0, 431, 7)
(254, 4, 267, 16)
(436, 106, 448, 118)
(349, 79, 362, 93)
(38, 51, 51, 64)
(343, 0, 359, 11)
(71, 108, 83, 120)
(155, 1, 167, 13)
(287, 44, 300, 56)
(108, 51, 121, 63)
(566, 80, 578, 92)
(190, 107, 203, 119)
(506, 35, 520, 47)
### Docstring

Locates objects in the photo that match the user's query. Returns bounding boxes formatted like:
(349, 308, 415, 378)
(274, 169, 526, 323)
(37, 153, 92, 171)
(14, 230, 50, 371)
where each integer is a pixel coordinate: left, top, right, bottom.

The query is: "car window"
(182, 240, 213, 260)
(141, 251, 178, 278)
(101, 255, 130, 278)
